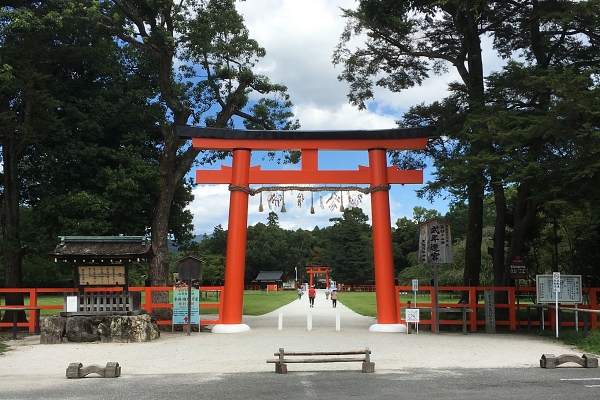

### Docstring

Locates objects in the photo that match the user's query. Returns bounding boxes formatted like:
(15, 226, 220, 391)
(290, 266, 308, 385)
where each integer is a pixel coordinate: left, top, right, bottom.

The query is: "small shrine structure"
(49, 236, 152, 293)
(44, 236, 159, 343)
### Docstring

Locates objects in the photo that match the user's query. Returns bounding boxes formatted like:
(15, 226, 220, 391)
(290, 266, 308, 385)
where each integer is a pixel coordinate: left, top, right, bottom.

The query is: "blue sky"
(186, 0, 502, 235)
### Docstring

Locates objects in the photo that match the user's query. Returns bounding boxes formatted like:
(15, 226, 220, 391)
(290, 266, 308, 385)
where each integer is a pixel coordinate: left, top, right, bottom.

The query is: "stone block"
(275, 363, 287, 374)
(362, 362, 375, 373)
(40, 316, 66, 344)
(540, 354, 556, 368)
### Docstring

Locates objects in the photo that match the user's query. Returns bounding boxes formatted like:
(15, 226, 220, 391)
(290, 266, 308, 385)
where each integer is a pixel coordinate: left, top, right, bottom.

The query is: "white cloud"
(187, 1, 506, 235)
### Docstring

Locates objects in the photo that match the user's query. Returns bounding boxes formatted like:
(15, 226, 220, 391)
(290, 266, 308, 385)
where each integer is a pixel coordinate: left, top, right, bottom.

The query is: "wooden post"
(433, 264, 439, 333)
(462, 300, 467, 335)
(484, 289, 496, 334)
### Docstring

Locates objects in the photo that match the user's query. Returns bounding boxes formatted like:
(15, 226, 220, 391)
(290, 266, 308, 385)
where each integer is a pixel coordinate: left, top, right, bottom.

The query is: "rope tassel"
(310, 192, 315, 214)
(259, 191, 264, 212)
(281, 192, 286, 213)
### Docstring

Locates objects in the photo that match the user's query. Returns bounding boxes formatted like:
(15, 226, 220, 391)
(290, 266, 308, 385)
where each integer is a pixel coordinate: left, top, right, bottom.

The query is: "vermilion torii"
(176, 126, 432, 333)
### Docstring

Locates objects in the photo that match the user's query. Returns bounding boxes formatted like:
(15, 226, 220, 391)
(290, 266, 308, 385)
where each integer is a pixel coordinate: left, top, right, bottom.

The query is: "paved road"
(2, 368, 600, 399)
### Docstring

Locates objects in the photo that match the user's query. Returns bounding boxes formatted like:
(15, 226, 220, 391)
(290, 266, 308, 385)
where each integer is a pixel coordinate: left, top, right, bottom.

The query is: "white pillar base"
(211, 324, 251, 333)
(369, 323, 407, 333)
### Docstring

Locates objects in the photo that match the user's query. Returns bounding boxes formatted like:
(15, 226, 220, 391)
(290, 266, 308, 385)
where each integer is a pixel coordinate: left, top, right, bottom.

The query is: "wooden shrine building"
(49, 236, 152, 292)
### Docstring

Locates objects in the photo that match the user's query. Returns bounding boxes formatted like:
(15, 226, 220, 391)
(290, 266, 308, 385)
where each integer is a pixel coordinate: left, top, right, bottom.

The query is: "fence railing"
(2, 285, 598, 334)
(0, 286, 224, 333)
(397, 285, 599, 333)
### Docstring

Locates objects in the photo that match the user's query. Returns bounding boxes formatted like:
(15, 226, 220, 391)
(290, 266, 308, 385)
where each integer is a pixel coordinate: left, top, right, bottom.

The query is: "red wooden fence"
(1, 285, 598, 334)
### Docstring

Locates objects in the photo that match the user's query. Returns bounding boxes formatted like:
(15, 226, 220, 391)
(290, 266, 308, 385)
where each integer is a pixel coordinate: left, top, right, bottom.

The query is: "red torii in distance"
(177, 126, 432, 333)
(305, 266, 330, 289)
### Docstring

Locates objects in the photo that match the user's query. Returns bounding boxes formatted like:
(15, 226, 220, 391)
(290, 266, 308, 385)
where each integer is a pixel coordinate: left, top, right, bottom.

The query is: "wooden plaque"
(78, 265, 126, 286)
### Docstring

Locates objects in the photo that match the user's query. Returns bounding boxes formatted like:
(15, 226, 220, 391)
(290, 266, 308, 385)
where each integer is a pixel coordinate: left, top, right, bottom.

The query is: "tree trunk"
(492, 180, 507, 287)
(502, 180, 537, 286)
(457, 8, 486, 298)
(1, 135, 27, 323)
(147, 123, 198, 319)
(463, 182, 484, 289)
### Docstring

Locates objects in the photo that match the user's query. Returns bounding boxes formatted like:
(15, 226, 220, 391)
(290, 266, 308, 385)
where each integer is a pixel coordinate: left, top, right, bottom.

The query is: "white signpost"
(412, 279, 418, 307)
(553, 272, 560, 338)
(405, 308, 420, 334)
(419, 219, 453, 334)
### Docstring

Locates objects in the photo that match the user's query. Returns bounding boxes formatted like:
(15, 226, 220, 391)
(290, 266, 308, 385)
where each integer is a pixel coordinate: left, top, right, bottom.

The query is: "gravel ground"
(0, 290, 583, 390)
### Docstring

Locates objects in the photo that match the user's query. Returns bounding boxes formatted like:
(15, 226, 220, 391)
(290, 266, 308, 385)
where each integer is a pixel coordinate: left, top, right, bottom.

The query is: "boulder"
(65, 316, 99, 342)
(40, 316, 67, 344)
(40, 314, 160, 344)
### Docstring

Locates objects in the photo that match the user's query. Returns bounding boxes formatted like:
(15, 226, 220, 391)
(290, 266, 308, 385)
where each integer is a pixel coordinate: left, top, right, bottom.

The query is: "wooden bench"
(527, 304, 600, 337)
(0, 306, 42, 339)
(267, 348, 374, 374)
(402, 304, 473, 334)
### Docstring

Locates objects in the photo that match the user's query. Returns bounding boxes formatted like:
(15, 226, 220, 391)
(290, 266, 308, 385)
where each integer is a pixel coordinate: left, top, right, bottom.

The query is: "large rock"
(97, 314, 160, 343)
(39, 314, 160, 344)
(40, 316, 67, 344)
(65, 316, 100, 342)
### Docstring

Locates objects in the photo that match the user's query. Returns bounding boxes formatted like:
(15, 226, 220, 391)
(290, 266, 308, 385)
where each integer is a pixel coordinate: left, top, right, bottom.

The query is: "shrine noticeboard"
(78, 265, 126, 286)
(536, 274, 582, 304)
(419, 219, 453, 264)
(172, 288, 200, 325)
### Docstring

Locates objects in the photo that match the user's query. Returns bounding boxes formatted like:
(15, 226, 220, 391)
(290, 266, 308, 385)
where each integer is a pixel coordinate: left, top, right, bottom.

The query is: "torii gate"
(176, 126, 432, 333)
(305, 266, 330, 288)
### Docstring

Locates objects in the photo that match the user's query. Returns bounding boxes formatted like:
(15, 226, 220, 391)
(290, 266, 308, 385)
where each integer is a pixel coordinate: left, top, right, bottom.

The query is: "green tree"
(0, 4, 63, 312)
(61, 0, 299, 292)
(326, 208, 373, 285)
(482, 0, 600, 286)
(333, 0, 490, 290)
(0, 4, 167, 313)
(245, 221, 294, 283)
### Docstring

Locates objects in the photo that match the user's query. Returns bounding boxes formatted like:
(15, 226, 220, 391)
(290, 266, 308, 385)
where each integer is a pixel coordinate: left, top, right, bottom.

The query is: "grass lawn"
(242, 290, 297, 315)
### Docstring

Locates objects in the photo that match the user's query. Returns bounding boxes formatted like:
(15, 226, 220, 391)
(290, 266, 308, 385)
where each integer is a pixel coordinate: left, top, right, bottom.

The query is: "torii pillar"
(177, 126, 432, 333)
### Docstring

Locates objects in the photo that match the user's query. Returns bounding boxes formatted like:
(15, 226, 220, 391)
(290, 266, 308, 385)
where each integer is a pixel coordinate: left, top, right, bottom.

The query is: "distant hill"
(168, 234, 211, 254)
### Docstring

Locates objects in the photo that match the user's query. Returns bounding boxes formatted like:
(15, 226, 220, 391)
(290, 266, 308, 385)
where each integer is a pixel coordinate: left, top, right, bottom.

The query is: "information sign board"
(78, 265, 125, 286)
(66, 296, 78, 313)
(418, 219, 453, 264)
(510, 258, 527, 279)
(412, 279, 419, 292)
(536, 275, 582, 303)
(172, 288, 200, 325)
(405, 308, 420, 323)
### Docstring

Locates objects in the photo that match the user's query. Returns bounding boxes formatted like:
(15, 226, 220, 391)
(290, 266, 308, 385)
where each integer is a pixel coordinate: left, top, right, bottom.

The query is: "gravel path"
(0, 290, 583, 390)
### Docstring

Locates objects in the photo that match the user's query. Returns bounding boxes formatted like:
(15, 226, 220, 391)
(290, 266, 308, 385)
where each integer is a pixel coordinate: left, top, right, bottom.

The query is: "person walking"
(308, 286, 316, 308)
(331, 289, 338, 308)
(297, 286, 303, 300)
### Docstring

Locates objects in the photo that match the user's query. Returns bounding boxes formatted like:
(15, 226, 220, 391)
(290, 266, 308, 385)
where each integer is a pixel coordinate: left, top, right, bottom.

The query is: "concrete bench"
(66, 362, 121, 378)
(267, 348, 374, 374)
(540, 354, 598, 369)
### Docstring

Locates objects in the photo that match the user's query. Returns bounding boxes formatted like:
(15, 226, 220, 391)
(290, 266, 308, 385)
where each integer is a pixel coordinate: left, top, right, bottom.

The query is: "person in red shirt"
(308, 286, 316, 308)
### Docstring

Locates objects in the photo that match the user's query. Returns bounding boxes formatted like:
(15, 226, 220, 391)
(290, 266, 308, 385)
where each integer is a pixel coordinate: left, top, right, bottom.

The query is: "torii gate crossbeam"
(177, 126, 433, 333)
